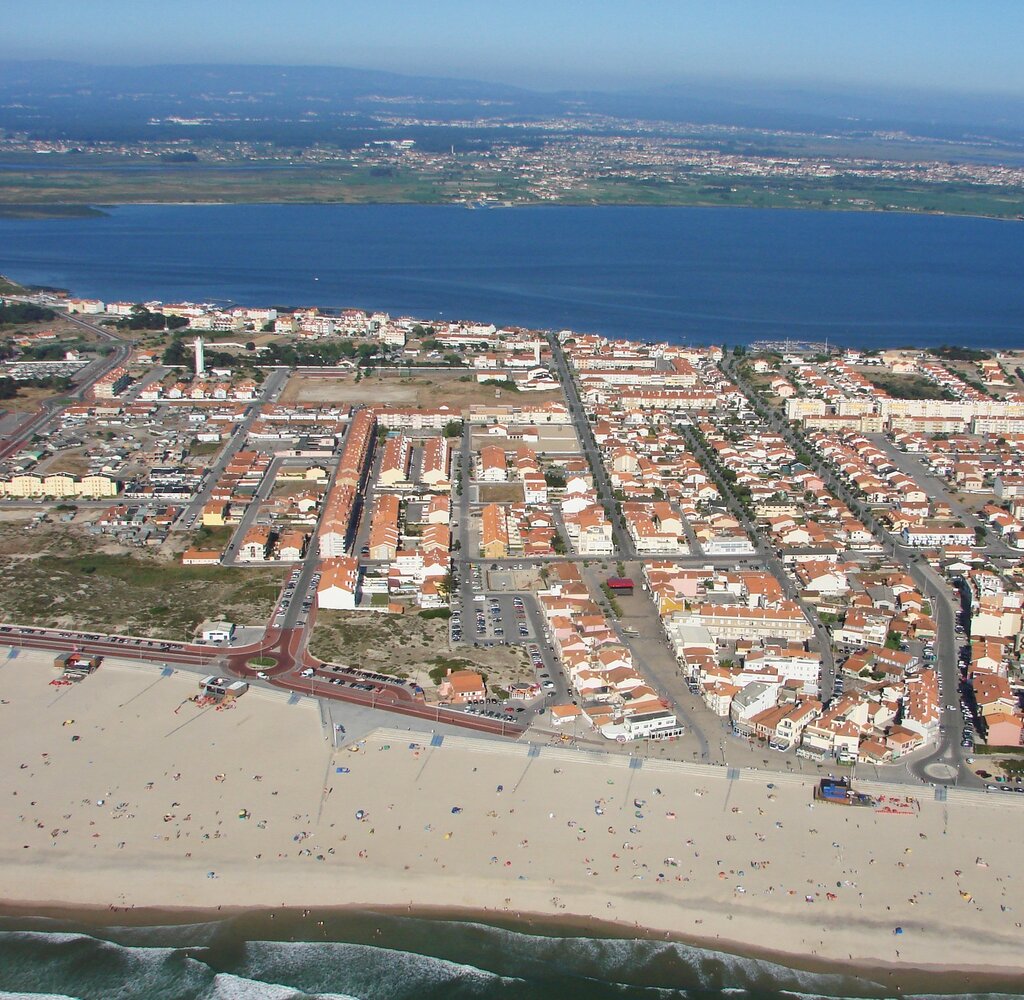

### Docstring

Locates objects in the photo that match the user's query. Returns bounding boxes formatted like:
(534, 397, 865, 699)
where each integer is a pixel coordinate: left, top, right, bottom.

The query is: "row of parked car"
(464, 703, 525, 718)
(1, 625, 179, 652)
(274, 567, 321, 628)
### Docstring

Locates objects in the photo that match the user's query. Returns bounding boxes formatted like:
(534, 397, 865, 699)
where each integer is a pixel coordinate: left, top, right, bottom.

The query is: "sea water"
(1, 204, 1023, 349)
(1, 910, 1019, 999)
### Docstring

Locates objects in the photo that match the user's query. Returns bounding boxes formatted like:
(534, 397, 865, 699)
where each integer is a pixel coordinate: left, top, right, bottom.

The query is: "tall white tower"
(194, 336, 206, 377)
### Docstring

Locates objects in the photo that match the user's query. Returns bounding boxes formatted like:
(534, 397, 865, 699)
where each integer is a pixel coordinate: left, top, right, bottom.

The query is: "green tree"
(162, 338, 188, 366)
(436, 572, 454, 602)
(0, 301, 55, 325)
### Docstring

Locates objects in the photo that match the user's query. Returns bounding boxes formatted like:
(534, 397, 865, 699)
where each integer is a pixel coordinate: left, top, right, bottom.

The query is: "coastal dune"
(1, 652, 1021, 978)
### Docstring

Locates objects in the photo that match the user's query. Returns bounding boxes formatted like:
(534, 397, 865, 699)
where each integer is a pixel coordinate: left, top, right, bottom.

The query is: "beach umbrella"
(894, 926, 903, 935)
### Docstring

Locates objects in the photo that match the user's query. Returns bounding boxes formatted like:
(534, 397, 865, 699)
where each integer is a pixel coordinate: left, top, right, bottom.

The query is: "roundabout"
(922, 761, 959, 782)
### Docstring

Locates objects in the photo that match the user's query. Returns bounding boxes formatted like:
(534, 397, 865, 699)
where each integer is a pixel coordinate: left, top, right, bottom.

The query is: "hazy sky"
(5, 0, 1023, 95)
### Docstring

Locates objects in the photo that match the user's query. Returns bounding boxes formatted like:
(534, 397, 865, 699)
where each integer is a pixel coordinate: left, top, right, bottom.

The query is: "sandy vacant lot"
(470, 425, 580, 455)
(281, 372, 564, 411)
(309, 609, 533, 695)
(0, 523, 281, 639)
(477, 483, 524, 504)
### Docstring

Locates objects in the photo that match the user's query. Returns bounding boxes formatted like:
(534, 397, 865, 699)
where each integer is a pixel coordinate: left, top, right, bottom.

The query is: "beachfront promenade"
(371, 726, 1006, 817)
(0, 622, 527, 741)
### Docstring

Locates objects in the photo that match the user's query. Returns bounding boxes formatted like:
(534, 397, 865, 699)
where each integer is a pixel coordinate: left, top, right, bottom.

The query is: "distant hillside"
(2, 60, 1023, 149)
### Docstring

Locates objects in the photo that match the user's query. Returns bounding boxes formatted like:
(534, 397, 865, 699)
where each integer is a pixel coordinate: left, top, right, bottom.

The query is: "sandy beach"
(1, 651, 1022, 980)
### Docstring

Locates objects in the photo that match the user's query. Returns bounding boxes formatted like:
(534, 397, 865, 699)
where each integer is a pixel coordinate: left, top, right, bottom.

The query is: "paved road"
(455, 428, 475, 616)
(580, 561, 712, 762)
(462, 552, 765, 568)
(903, 554, 978, 787)
(220, 454, 323, 567)
(0, 311, 133, 458)
(547, 334, 635, 557)
(866, 432, 1017, 559)
(0, 622, 525, 738)
(681, 415, 835, 693)
(122, 365, 170, 403)
(175, 367, 289, 531)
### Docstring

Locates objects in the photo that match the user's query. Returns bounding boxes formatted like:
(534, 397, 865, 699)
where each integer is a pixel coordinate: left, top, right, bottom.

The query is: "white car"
(257, 671, 269, 680)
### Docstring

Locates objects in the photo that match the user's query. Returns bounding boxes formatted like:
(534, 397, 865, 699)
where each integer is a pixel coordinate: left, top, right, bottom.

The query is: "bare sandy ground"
(1, 651, 1022, 976)
(280, 372, 564, 410)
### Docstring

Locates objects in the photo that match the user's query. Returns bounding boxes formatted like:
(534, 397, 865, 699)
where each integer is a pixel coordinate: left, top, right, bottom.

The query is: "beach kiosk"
(199, 676, 248, 702)
(53, 652, 102, 682)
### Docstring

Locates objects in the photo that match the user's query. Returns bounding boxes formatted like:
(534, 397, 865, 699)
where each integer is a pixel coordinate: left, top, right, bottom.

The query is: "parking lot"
(446, 566, 571, 720)
(449, 559, 538, 646)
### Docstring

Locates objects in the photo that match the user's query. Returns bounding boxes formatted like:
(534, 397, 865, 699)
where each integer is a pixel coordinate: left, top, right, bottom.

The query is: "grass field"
(1, 162, 1022, 219)
(191, 524, 234, 548)
(0, 274, 27, 295)
(0, 165, 450, 207)
(861, 372, 956, 400)
(562, 176, 1024, 218)
(188, 439, 225, 458)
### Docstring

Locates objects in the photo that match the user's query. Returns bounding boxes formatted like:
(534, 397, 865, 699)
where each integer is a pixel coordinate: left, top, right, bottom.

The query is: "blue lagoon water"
(1, 204, 1023, 348)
